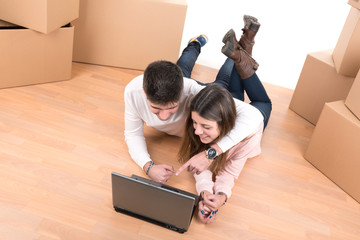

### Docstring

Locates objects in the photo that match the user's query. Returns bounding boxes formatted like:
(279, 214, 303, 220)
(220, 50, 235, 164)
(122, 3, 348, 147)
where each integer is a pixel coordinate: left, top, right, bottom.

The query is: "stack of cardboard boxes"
(0, 0, 188, 89)
(0, 0, 80, 89)
(290, 0, 360, 203)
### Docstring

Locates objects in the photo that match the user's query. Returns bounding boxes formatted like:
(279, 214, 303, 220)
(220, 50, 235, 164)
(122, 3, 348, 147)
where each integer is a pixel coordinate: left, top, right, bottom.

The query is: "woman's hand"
(176, 151, 210, 176)
(198, 191, 216, 224)
(176, 144, 222, 176)
(197, 191, 226, 224)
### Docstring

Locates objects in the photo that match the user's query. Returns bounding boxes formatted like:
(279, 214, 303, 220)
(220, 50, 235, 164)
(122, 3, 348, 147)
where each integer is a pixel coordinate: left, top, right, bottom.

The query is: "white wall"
(180, 0, 350, 89)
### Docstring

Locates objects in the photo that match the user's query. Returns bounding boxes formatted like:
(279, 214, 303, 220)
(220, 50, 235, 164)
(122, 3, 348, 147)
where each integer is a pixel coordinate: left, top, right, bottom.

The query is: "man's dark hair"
(143, 60, 184, 104)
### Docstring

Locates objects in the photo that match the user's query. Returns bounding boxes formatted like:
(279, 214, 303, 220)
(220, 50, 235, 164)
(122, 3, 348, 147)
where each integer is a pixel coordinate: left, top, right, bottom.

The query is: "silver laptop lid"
(111, 172, 198, 233)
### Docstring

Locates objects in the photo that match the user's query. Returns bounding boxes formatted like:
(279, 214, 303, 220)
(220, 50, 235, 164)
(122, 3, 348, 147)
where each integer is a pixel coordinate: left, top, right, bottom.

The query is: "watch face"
(207, 148, 217, 159)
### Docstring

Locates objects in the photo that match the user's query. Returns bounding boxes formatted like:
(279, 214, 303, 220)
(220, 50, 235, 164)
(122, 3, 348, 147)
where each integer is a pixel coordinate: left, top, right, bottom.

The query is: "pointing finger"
(175, 161, 190, 176)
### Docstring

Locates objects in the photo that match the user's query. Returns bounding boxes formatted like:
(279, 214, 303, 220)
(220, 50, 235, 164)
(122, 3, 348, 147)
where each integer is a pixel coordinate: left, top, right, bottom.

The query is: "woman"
(177, 16, 272, 224)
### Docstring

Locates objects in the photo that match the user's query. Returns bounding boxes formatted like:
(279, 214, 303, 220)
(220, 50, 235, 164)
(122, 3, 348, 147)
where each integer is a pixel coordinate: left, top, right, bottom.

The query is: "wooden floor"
(1, 62, 359, 240)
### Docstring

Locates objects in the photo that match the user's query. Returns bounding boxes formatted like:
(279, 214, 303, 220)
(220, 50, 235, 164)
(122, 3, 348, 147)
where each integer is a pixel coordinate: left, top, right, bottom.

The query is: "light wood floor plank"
(0, 62, 359, 239)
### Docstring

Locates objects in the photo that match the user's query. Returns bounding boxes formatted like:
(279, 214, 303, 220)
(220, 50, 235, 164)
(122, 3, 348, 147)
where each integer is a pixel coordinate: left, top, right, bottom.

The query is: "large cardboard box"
(0, 0, 79, 34)
(332, 7, 360, 77)
(289, 50, 354, 125)
(304, 101, 360, 203)
(345, 69, 360, 120)
(0, 20, 74, 89)
(348, 0, 360, 9)
(72, 0, 187, 70)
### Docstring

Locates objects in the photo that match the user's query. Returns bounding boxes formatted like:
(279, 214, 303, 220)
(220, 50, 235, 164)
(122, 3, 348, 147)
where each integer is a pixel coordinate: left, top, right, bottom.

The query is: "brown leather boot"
(239, 15, 260, 56)
(221, 29, 259, 79)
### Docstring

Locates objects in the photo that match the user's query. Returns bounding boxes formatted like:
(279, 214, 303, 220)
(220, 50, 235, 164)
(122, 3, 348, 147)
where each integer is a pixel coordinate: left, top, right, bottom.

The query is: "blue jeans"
(177, 42, 272, 129)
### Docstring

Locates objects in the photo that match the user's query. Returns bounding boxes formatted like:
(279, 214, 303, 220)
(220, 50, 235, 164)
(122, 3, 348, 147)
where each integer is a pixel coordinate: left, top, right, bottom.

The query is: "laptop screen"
(111, 172, 198, 233)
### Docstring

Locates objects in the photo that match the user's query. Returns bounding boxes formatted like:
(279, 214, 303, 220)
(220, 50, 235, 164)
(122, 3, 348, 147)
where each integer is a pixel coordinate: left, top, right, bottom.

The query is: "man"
(124, 34, 263, 183)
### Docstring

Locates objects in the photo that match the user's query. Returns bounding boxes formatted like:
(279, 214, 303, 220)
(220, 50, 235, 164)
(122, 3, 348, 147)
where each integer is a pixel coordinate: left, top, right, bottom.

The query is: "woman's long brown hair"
(178, 84, 237, 175)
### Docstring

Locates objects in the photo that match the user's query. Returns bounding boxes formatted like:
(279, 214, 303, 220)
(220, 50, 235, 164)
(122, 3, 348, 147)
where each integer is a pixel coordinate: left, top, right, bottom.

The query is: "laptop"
(111, 172, 199, 233)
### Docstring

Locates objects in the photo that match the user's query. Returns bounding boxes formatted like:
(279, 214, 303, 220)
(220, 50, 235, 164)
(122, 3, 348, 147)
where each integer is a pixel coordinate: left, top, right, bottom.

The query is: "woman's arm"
(214, 125, 263, 198)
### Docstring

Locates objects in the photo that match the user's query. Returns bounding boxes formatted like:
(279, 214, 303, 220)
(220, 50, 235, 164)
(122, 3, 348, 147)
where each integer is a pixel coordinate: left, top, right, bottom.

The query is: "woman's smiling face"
(191, 111, 220, 144)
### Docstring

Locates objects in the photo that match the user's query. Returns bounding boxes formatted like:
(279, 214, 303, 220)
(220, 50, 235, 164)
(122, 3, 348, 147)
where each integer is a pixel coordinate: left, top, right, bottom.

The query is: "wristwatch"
(205, 147, 218, 159)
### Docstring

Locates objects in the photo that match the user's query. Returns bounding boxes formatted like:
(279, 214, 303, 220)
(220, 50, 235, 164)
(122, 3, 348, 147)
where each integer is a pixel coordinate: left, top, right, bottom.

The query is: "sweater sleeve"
(124, 79, 152, 169)
(216, 98, 263, 154)
(213, 159, 247, 199)
(214, 123, 263, 199)
(193, 170, 214, 195)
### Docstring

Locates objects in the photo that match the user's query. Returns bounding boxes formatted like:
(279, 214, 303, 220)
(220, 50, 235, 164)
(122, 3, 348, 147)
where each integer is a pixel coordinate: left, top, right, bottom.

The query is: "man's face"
(148, 101, 179, 121)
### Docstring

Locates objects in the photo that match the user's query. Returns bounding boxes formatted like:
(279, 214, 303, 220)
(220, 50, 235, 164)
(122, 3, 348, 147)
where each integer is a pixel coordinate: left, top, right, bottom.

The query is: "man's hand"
(175, 151, 210, 176)
(145, 163, 175, 183)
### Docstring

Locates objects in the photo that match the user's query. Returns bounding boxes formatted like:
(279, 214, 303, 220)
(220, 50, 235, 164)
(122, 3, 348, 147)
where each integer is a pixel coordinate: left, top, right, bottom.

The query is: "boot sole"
(222, 29, 235, 44)
(243, 15, 260, 32)
(244, 15, 258, 27)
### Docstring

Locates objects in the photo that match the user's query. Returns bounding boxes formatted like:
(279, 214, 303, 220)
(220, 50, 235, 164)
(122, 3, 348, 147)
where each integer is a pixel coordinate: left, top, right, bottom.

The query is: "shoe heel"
(221, 41, 234, 57)
(222, 29, 235, 44)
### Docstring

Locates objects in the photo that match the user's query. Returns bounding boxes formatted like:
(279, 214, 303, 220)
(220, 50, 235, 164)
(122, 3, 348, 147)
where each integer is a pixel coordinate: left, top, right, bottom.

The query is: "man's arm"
(124, 82, 175, 182)
(124, 102, 152, 168)
(217, 98, 263, 152)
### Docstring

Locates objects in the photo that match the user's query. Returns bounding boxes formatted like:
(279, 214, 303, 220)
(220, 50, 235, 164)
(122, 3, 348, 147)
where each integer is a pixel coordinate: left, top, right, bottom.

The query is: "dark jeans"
(176, 42, 272, 129)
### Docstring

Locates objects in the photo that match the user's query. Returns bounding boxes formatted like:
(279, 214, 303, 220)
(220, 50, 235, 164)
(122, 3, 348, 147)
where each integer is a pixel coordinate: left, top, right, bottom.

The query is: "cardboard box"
(332, 7, 360, 77)
(348, 0, 360, 9)
(304, 101, 360, 203)
(345, 69, 360, 120)
(0, 20, 74, 89)
(289, 50, 354, 125)
(0, 0, 79, 34)
(72, 0, 187, 70)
